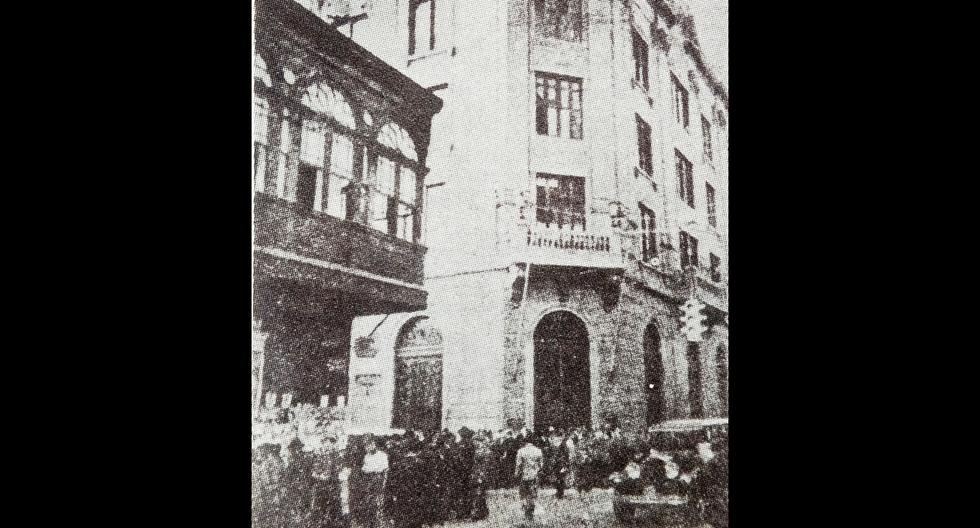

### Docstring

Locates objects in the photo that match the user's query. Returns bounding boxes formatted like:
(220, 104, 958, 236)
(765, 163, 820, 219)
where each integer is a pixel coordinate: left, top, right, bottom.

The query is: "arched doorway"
(644, 322, 666, 425)
(533, 311, 590, 430)
(392, 317, 443, 433)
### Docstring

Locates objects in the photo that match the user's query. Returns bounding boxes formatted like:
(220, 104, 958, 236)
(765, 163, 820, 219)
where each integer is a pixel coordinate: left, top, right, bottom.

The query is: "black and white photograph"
(251, 1, 728, 526)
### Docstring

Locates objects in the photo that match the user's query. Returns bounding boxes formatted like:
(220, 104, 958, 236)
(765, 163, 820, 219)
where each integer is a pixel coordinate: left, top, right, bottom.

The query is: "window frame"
(639, 203, 658, 262)
(632, 28, 650, 90)
(533, 0, 584, 42)
(636, 114, 653, 176)
(676, 149, 695, 209)
(534, 173, 587, 231)
(706, 182, 717, 228)
(535, 72, 584, 140)
(679, 230, 699, 270)
(408, 0, 436, 56)
(671, 73, 690, 129)
(253, 96, 270, 193)
(702, 114, 713, 161)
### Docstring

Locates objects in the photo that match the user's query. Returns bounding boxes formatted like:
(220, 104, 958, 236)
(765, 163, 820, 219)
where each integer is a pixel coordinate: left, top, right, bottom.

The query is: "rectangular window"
(639, 203, 657, 262)
(636, 115, 652, 176)
(676, 150, 694, 208)
(710, 253, 721, 282)
(372, 155, 398, 234)
(397, 167, 418, 242)
(300, 120, 326, 167)
(702, 115, 712, 160)
(409, 0, 435, 55)
(672, 74, 689, 128)
(535, 73, 583, 139)
(687, 342, 704, 418)
(535, 173, 586, 230)
(253, 96, 269, 193)
(298, 120, 325, 210)
(276, 119, 292, 199)
(534, 0, 584, 41)
(326, 134, 355, 220)
(296, 163, 318, 211)
(706, 183, 717, 227)
(632, 29, 649, 90)
(367, 154, 420, 242)
(679, 230, 699, 270)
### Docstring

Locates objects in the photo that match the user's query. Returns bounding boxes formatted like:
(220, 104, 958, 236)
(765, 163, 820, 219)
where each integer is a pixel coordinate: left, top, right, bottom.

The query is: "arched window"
(301, 82, 356, 129)
(296, 82, 359, 218)
(254, 53, 272, 88)
(377, 123, 418, 162)
(372, 123, 420, 241)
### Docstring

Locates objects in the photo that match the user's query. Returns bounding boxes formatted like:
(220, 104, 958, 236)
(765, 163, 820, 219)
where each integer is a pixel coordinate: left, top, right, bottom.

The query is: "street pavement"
(431, 487, 699, 528)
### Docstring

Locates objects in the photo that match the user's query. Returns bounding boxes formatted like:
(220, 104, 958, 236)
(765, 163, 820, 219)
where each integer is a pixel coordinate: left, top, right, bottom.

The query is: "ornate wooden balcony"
(253, 192, 427, 314)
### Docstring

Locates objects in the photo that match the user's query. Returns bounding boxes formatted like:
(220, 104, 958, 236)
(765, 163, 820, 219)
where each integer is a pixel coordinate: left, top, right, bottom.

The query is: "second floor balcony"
(518, 209, 624, 270)
(253, 191, 426, 295)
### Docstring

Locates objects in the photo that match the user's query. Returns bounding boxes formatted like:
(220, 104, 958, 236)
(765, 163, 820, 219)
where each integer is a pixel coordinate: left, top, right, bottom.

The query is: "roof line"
(647, 0, 728, 108)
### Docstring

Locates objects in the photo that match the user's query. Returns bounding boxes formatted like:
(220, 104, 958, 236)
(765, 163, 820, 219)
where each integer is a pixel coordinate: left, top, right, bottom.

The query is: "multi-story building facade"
(251, 0, 443, 416)
(290, 0, 728, 435)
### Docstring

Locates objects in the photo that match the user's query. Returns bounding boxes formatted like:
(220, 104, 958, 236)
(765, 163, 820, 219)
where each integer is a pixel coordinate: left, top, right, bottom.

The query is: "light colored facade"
(298, 0, 729, 434)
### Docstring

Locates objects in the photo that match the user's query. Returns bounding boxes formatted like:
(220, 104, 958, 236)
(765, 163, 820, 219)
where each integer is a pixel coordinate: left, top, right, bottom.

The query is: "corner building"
(251, 0, 442, 414)
(302, 0, 729, 434)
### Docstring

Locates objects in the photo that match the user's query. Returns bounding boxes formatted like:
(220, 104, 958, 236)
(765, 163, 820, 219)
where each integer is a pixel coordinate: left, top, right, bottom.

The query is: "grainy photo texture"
(252, 1, 728, 526)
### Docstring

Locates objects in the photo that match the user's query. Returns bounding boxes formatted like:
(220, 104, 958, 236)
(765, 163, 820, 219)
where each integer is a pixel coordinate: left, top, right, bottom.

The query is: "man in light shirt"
(514, 435, 544, 522)
(359, 438, 389, 528)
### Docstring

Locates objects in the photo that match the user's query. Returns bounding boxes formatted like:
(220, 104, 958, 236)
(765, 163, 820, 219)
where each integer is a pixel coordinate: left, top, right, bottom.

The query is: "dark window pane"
(297, 163, 318, 211)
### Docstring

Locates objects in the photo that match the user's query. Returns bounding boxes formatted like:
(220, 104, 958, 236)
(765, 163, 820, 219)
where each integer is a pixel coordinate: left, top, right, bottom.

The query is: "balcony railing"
(527, 226, 611, 253)
(519, 212, 623, 269)
(253, 191, 426, 286)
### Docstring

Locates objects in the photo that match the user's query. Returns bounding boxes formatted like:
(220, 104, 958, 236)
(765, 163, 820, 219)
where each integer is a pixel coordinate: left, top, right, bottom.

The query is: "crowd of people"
(252, 419, 729, 528)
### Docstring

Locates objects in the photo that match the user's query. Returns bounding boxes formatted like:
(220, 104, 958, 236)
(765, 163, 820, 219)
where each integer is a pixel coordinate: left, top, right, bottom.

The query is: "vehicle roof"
(647, 417, 729, 432)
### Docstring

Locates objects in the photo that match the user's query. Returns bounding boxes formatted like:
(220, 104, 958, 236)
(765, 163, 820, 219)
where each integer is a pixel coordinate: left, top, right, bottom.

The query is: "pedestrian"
(418, 432, 445, 526)
(553, 430, 572, 499)
(387, 437, 427, 528)
(694, 440, 728, 528)
(310, 436, 344, 528)
(470, 431, 492, 521)
(358, 437, 389, 528)
(514, 434, 544, 523)
(283, 437, 315, 528)
(253, 443, 287, 528)
(455, 427, 476, 519)
(502, 430, 520, 488)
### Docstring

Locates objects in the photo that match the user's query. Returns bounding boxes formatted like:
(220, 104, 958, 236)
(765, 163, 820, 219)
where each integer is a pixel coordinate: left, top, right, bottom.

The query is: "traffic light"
(678, 298, 697, 339)
(687, 301, 708, 342)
